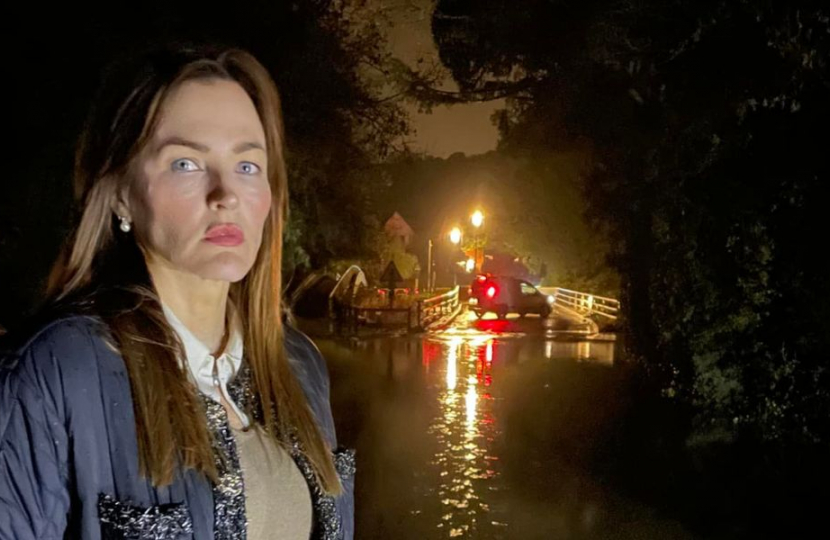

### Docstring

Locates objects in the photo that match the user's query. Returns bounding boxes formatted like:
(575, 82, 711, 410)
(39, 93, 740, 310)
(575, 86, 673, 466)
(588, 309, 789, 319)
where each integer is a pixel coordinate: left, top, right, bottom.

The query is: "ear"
(110, 179, 133, 222)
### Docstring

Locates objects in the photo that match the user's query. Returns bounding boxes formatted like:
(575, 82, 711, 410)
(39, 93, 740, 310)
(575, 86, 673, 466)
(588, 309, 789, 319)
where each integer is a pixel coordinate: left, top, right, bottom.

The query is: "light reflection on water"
(424, 331, 616, 537)
(320, 320, 709, 539)
(428, 335, 505, 537)
(542, 340, 614, 364)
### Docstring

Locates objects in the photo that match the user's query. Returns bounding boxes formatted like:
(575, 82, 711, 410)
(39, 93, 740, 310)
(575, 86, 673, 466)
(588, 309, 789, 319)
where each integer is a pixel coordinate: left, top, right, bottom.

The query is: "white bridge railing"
(539, 287, 620, 321)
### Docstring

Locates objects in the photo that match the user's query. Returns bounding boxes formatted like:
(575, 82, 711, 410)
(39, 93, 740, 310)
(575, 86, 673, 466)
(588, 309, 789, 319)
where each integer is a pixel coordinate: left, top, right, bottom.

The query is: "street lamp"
(428, 227, 465, 293)
(448, 227, 463, 286)
(450, 227, 462, 245)
(471, 210, 485, 272)
(426, 238, 433, 293)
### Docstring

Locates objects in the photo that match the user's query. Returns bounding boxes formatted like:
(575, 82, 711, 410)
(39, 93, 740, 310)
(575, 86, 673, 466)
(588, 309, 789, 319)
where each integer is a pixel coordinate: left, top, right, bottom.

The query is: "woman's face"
(123, 79, 272, 283)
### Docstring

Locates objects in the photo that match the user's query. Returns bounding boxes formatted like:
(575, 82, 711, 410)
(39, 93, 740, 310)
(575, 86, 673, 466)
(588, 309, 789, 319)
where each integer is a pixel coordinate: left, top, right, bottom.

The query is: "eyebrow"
(155, 137, 266, 154)
(232, 141, 266, 153)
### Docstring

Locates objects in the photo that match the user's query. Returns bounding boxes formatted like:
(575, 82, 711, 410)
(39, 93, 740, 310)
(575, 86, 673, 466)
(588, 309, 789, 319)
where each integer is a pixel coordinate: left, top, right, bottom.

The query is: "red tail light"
(487, 286, 497, 298)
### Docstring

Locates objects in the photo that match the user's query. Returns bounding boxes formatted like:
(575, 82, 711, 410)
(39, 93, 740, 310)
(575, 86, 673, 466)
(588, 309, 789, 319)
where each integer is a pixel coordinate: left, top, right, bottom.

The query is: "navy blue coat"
(0, 316, 354, 540)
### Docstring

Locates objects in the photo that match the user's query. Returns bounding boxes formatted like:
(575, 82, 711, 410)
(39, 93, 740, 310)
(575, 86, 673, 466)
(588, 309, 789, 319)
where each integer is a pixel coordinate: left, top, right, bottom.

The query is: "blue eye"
(237, 162, 262, 175)
(171, 159, 200, 172)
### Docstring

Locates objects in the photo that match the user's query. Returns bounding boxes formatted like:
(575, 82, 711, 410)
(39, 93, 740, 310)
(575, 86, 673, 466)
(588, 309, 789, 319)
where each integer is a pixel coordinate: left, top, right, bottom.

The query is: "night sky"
(382, 0, 503, 156)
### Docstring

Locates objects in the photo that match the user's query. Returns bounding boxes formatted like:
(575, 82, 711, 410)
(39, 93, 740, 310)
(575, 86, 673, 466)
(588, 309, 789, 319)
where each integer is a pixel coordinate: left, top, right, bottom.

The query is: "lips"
(204, 223, 244, 246)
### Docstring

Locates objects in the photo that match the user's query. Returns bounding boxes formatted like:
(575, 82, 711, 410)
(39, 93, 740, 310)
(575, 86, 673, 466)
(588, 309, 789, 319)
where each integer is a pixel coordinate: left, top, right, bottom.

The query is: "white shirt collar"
(162, 301, 249, 427)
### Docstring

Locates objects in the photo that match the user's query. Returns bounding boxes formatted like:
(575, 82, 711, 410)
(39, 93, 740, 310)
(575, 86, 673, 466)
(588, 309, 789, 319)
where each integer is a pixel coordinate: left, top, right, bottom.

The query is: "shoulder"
(3, 315, 109, 367)
(284, 323, 324, 359)
(1, 315, 112, 405)
(283, 324, 337, 432)
(284, 324, 329, 388)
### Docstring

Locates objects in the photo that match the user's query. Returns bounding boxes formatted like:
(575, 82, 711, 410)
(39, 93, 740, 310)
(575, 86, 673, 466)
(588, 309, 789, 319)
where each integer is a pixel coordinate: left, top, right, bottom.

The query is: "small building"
(384, 212, 415, 248)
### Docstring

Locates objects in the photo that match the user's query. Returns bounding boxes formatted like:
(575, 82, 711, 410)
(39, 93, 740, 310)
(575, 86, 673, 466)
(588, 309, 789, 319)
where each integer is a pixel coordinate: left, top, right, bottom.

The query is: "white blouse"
(162, 303, 313, 539)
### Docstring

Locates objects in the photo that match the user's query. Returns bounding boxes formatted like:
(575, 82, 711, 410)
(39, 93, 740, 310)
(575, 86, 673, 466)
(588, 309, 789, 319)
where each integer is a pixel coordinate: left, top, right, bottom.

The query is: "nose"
(207, 169, 239, 211)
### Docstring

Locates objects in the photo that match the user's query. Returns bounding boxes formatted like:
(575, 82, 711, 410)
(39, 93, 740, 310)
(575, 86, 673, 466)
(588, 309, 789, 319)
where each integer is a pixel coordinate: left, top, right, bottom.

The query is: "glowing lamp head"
(471, 210, 484, 228)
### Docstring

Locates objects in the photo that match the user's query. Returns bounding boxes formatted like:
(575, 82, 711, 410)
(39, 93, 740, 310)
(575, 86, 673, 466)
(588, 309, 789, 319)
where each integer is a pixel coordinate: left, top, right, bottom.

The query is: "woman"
(0, 45, 355, 539)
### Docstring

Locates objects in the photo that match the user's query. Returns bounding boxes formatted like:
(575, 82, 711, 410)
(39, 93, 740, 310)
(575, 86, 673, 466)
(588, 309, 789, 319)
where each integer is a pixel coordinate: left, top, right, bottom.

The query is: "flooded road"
(321, 312, 697, 539)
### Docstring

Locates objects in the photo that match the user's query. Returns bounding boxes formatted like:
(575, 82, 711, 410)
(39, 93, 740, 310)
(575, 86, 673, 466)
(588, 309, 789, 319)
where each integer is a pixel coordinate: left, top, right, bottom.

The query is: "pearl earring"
(119, 216, 132, 233)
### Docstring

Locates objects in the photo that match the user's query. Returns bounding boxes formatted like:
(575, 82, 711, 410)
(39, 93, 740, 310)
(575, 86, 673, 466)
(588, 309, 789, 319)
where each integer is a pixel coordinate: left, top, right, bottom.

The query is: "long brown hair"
(47, 45, 341, 494)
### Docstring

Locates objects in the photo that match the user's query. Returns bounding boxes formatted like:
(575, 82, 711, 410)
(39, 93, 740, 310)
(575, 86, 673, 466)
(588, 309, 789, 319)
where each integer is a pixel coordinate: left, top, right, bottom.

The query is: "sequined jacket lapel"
(212, 357, 356, 540)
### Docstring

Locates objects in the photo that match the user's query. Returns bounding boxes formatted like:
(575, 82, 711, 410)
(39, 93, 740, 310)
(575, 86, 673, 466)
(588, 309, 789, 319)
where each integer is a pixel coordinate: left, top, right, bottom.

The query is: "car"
(468, 274, 553, 319)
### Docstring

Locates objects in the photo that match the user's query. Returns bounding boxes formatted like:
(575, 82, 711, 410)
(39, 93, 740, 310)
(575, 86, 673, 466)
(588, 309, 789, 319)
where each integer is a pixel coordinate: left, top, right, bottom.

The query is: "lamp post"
(471, 210, 484, 272)
(426, 238, 433, 293)
(449, 227, 462, 286)
(450, 227, 462, 245)
(427, 227, 464, 293)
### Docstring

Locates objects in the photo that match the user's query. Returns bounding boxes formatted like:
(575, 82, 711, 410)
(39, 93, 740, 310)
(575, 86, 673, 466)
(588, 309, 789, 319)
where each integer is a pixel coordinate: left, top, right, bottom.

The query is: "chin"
(196, 256, 256, 283)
